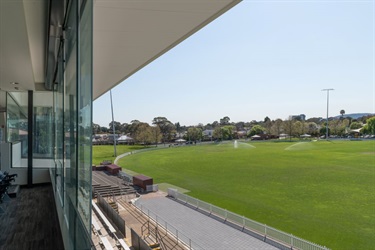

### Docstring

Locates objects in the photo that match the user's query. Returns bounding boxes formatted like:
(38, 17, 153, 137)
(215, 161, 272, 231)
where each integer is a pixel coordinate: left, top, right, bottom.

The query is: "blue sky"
(93, 0, 374, 127)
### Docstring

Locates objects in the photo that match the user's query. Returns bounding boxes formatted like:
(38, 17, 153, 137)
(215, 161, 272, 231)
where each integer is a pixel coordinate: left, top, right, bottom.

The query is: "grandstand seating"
(92, 171, 138, 198)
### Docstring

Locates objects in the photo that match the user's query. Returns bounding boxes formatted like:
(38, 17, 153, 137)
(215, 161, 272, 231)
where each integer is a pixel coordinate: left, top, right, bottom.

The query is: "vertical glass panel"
(60, 1, 93, 248)
(64, 1, 78, 244)
(77, 0, 93, 234)
(6, 92, 28, 167)
(55, 45, 65, 204)
(33, 92, 54, 168)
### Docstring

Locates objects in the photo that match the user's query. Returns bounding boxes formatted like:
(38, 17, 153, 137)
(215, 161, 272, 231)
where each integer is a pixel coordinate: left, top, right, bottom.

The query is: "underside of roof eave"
(93, 0, 242, 100)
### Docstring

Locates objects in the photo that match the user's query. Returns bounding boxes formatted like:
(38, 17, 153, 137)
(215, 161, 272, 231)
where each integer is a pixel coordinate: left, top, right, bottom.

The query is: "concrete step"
(108, 201, 118, 212)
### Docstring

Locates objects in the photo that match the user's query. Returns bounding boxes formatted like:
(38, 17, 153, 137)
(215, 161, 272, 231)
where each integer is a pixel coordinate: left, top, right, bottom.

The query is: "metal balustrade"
(168, 188, 329, 250)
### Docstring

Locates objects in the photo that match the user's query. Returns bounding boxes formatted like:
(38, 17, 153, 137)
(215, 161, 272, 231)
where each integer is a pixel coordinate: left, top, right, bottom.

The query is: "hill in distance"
(333, 113, 374, 119)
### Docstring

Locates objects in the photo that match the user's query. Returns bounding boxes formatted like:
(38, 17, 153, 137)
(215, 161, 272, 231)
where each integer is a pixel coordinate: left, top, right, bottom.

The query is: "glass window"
(77, 0, 93, 234)
(54, 46, 65, 205)
(33, 92, 54, 161)
(6, 92, 28, 167)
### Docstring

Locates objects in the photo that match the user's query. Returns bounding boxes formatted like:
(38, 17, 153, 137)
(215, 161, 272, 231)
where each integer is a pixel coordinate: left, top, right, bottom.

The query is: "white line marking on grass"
(285, 142, 310, 150)
(238, 142, 256, 148)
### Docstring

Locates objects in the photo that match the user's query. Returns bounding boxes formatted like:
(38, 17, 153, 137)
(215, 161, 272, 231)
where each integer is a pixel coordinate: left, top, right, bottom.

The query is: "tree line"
(93, 114, 375, 144)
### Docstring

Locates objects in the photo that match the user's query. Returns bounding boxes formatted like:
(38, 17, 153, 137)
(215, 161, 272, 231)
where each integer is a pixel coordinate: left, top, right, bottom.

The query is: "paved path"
(136, 196, 277, 250)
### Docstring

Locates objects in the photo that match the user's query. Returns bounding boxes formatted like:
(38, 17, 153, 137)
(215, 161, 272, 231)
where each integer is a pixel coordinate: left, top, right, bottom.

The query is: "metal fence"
(119, 171, 133, 184)
(168, 188, 329, 250)
(134, 199, 204, 250)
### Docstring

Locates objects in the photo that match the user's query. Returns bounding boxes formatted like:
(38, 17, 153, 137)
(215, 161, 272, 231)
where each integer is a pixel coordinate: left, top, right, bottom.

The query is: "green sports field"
(115, 140, 374, 250)
(92, 144, 147, 166)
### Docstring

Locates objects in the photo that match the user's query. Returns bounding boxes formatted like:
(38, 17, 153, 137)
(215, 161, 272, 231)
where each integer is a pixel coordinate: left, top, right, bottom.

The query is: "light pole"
(322, 88, 334, 139)
(110, 90, 117, 157)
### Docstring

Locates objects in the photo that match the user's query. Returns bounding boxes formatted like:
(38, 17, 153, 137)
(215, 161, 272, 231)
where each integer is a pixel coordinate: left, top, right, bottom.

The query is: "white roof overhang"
(0, 0, 241, 107)
(0, 0, 47, 94)
(93, 0, 241, 99)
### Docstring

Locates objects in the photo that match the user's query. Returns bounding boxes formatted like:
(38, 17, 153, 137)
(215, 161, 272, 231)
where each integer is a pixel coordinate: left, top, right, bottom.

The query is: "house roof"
(117, 135, 134, 141)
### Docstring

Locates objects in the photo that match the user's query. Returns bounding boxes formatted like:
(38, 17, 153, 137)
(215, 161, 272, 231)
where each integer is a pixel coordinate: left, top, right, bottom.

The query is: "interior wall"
(0, 142, 51, 184)
(0, 111, 5, 142)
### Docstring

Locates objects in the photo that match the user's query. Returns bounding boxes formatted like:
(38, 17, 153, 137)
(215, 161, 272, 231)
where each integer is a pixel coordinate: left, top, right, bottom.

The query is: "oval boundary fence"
(168, 188, 329, 250)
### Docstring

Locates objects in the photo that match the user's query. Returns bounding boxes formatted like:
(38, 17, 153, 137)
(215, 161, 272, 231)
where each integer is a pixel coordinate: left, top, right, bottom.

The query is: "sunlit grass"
(117, 140, 375, 250)
(92, 144, 147, 165)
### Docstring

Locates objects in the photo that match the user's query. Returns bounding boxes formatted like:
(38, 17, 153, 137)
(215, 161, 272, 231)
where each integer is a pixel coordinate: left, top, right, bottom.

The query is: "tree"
(340, 109, 345, 117)
(92, 123, 100, 134)
(187, 127, 203, 142)
(235, 121, 245, 131)
(120, 123, 130, 134)
(108, 121, 121, 133)
(247, 125, 265, 137)
(329, 119, 341, 136)
(129, 120, 142, 136)
(320, 126, 330, 137)
(220, 116, 230, 125)
(250, 120, 259, 126)
(175, 122, 181, 133)
(150, 126, 162, 146)
(283, 118, 294, 140)
(152, 117, 176, 143)
(350, 122, 362, 130)
(270, 119, 283, 136)
(306, 122, 319, 136)
(221, 125, 235, 140)
(211, 121, 219, 128)
(133, 123, 152, 145)
(205, 123, 213, 130)
(213, 127, 223, 140)
(100, 126, 108, 133)
(293, 121, 303, 137)
(365, 117, 375, 134)
(263, 117, 272, 134)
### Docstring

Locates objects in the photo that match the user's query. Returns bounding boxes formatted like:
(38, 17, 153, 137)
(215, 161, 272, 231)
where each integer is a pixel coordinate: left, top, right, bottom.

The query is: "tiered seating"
(92, 171, 137, 198)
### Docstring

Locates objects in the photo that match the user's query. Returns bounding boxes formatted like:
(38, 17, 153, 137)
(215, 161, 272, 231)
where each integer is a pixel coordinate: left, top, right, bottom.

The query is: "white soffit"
(23, 0, 47, 85)
(93, 0, 241, 99)
(0, 1, 34, 92)
(0, 0, 46, 94)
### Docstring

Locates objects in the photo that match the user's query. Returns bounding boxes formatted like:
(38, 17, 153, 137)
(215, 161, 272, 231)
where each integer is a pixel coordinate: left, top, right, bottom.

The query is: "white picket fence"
(168, 188, 329, 250)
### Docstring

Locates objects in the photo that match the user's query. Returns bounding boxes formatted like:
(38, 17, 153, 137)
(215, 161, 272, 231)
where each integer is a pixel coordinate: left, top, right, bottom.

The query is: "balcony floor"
(0, 184, 64, 250)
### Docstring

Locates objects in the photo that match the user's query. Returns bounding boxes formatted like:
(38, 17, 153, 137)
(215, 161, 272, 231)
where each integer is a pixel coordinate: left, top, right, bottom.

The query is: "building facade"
(0, 0, 240, 249)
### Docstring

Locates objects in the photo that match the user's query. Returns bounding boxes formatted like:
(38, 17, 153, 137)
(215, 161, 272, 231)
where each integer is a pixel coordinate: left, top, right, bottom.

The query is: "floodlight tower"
(322, 88, 334, 139)
(110, 89, 117, 157)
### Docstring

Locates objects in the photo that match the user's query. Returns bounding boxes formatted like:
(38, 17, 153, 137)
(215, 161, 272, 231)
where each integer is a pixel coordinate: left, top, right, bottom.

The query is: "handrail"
(168, 189, 330, 250)
(133, 201, 204, 250)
